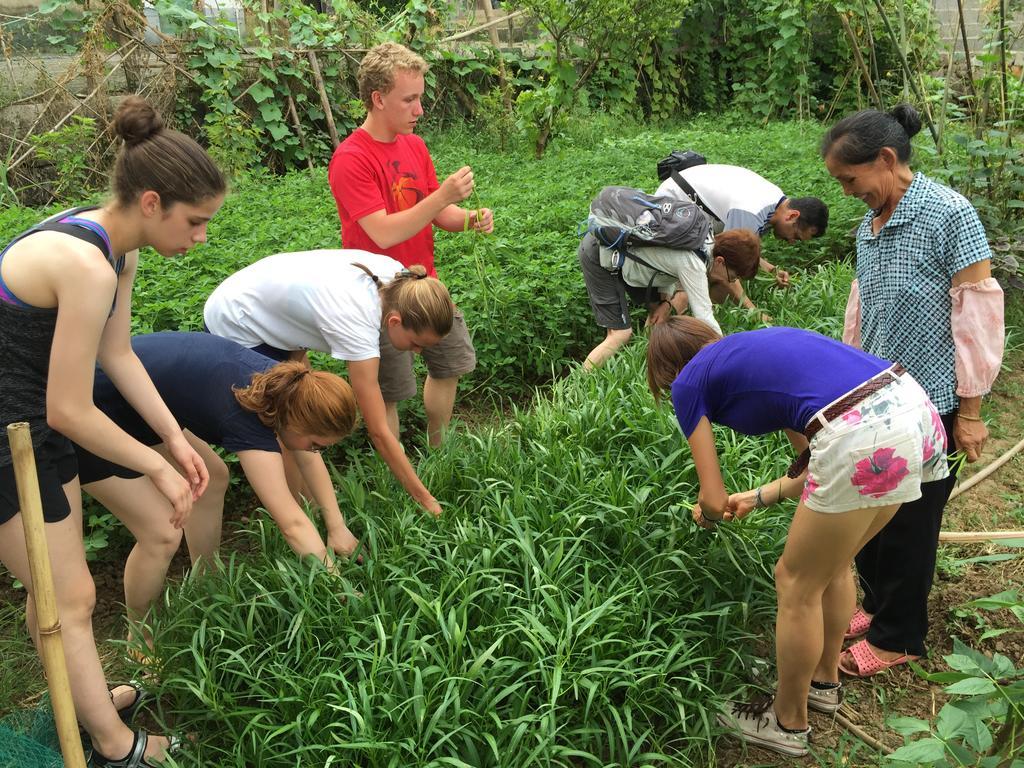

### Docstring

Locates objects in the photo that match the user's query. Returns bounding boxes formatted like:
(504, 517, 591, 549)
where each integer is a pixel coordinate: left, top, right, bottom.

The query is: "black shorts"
(75, 446, 146, 486)
(0, 431, 78, 525)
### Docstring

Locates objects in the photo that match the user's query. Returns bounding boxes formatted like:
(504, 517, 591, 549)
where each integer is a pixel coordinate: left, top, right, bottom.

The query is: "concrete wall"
(932, 0, 1023, 63)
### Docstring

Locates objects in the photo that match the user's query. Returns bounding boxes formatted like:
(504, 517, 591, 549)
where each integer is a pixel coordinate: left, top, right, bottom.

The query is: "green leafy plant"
(507, 0, 687, 156)
(26, 115, 99, 203)
(887, 593, 1024, 766)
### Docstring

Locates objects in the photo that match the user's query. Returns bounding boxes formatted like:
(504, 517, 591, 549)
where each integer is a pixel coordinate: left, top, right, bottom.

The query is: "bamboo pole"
(869, 0, 939, 146)
(442, 9, 525, 43)
(954, 0, 978, 106)
(937, 435, 1024, 543)
(8, 41, 141, 174)
(286, 92, 315, 172)
(306, 51, 339, 147)
(837, 11, 884, 112)
(477, 0, 513, 111)
(7, 423, 87, 768)
(939, 530, 1024, 543)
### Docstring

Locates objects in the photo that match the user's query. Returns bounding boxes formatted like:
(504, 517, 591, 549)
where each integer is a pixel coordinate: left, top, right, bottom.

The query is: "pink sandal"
(844, 607, 872, 640)
(839, 639, 919, 678)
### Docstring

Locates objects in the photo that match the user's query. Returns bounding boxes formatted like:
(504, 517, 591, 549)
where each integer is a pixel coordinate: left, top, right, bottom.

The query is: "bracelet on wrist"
(956, 413, 983, 422)
(753, 486, 768, 509)
(698, 510, 721, 526)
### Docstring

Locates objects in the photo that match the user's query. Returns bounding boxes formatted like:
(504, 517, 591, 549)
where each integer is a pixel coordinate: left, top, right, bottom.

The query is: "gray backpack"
(587, 186, 712, 274)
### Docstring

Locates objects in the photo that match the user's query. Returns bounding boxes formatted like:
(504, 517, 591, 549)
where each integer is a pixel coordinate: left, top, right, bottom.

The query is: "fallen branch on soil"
(939, 530, 1024, 543)
(836, 711, 894, 755)
(938, 435, 1024, 543)
(947, 435, 1024, 502)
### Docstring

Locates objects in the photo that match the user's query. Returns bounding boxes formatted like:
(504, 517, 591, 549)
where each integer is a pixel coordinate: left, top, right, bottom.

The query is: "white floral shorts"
(802, 372, 949, 514)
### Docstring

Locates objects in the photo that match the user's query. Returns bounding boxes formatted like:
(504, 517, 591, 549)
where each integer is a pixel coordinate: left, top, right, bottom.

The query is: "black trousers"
(854, 412, 958, 656)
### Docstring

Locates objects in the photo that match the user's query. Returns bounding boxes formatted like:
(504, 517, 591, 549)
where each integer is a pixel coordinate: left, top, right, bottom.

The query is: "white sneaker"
(716, 695, 811, 757)
(807, 683, 842, 714)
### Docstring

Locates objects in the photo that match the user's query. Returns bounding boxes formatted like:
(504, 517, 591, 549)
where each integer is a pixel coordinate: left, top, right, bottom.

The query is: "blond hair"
(234, 361, 358, 437)
(381, 265, 453, 335)
(352, 263, 454, 336)
(358, 42, 429, 110)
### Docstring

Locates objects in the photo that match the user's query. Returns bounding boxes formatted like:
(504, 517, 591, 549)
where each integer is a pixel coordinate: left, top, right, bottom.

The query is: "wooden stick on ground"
(948, 435, 1024, 501)
(7, 423, 87, 768)
(939, 435, 1024, 543)
(836, 711, 894, 755)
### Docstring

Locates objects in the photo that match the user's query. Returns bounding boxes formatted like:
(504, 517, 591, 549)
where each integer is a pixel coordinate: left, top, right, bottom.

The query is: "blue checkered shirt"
(855, 172, 992, 414)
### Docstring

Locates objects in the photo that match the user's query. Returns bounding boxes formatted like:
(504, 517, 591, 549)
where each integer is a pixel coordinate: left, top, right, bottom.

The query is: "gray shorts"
(378, 309, 477, 402)
(578, 234, 654, 330)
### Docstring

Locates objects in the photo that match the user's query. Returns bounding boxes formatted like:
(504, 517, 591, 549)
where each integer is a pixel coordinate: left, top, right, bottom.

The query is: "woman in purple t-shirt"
(646, 317, 948, 758)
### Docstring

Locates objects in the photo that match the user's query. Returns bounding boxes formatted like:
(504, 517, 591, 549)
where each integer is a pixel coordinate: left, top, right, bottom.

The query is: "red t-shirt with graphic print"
(328, 128, 441, 277)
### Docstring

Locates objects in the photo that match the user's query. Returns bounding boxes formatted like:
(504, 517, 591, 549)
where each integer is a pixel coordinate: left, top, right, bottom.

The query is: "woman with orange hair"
(75, 331, 360, 645)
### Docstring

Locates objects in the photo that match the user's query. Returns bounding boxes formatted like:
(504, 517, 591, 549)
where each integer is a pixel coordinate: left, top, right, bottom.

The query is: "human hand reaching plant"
(468, 207, 494, 233)
(691, 502, 735, 529)
(727, 490, 757, 520)
(954, 415, 988, 462)
(328, 526, 360, 560)
(774, 268, 791, 288)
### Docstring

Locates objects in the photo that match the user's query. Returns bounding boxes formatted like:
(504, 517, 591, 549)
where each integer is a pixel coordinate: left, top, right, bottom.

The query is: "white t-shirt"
(598, 232, 722, 335)
(655, 164, 785, 236)
(204, 249, 404, 361)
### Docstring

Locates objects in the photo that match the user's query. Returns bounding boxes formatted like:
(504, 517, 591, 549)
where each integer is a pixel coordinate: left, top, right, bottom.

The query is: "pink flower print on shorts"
(801, 473, 819, 504)
(841, 409, 862, 425)
(851, 447, 910, 499)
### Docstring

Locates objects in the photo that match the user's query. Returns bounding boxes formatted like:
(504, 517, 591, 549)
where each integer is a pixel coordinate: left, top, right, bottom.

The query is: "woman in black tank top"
(0, 97, 224, 767)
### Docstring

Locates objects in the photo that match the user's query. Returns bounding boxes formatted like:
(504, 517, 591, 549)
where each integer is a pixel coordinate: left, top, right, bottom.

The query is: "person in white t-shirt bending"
(204, 250, 452, 516)
(655, 163, 829, 289)
(579, 229, 761, 369)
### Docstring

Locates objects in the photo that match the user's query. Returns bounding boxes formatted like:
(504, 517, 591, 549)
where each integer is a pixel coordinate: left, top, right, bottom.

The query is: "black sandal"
(79, 682, 153, 759)
(91, 729, 180, 768)
(109, 681, 151, 724)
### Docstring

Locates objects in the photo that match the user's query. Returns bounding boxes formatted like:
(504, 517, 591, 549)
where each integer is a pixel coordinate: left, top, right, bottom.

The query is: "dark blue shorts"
(202, 322, 292, 363)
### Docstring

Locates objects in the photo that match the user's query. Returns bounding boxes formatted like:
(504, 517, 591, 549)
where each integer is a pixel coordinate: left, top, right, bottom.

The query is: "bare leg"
(583, 327, 633, 370)
(423, 375, 459, 448)
(773, 501, 898, 729)
(83, 476, 182, 636)
(0, 480, 172, 761)
(814, 507, 898, 681)
(155, 434, 227, 568)
(815, 565, 855, 684)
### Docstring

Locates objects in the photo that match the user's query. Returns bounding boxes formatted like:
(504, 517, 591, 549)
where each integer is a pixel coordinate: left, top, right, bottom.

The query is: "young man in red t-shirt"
(329, 42, 493, 450)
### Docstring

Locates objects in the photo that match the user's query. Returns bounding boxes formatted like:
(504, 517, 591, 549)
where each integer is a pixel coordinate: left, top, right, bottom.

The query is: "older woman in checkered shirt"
(822, 104, 1004, 677)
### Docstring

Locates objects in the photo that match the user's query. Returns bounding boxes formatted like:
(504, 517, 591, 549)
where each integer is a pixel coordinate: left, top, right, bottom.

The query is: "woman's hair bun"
(889, 103, 922, 140)
(113, 95, 164, 147)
